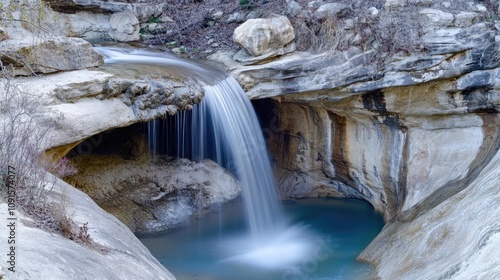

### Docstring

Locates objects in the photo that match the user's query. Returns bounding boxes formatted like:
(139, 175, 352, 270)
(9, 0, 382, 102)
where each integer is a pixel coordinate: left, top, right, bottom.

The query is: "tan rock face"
(65, 152, 241, 233)
(233, 16, 295, 57)
(261, 74, 500, 221)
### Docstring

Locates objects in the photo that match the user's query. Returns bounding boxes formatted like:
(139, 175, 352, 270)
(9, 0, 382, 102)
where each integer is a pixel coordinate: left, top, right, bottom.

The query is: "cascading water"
(96, 47, 314, 268)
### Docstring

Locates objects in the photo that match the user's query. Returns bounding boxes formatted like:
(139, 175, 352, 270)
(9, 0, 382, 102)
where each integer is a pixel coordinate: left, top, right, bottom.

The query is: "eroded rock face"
(0, 32, 103, 75)
(0, 175, 175, 280)
(44, 0, 167, 21)
(2, 63, 204, 152)
(65, 154, 241, 233)
(260, 73, 500, 221)
(359, 147, 500, 280)
(217, 7, 500, 278)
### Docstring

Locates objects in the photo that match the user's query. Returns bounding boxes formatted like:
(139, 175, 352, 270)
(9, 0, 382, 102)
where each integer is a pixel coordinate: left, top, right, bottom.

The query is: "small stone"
(204, 49, 214, 55)
(368, 7, 379, 17)
(455, 12, 480, 28)
(210, 11, 224, 21)
(206, 20, 215, 27)
(211, 43, 220, 48)
(343, 19, 355, 30)
(246, 11, 260, 20)
(226, 12, 246, 23)
(286, 1, 303, 17)
(207, 38, 215, 45)
(308, 0, 324, 9)
(419, 8, 454, 29)
(384, 0, 406, 11)
(351, 33, 362, 45)
(171, 47, 184, 55)
(147, 23, 160, 32)
(475, 4, 487, 13)
(408, 0, 433, 6)
(441, 2, 451, 8)
(159, 15, 174, 23)
(314, 3, 351, 20)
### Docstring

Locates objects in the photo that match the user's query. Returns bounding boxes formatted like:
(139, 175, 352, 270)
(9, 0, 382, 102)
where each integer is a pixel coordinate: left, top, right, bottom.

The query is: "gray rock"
(246, 11, 260, 20)
(45, 0, 167, 21)
(367, 7, 379, 17)
(109, 10, 140, 42)
(454, 12, 480, 28)
(233, 42, 296, 65)
(209, 10, 224, 21)
(307, 0, 324, 9)
(63, 12, 111, 40)
(286, 1, 303, 17)
(384, 0, 406, 11)
(0, 35, 103, 76)
(233, 16, 295, 57)
(226, 12, 246, 23)
(418, 8, 454, 29)
(314, 3, 351, 20)
(408, 0, 434, 6)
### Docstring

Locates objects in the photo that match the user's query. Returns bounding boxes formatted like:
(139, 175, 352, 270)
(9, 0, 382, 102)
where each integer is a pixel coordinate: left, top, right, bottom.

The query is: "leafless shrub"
(0, 1, 98, 249)
(146, 0, 287, 57)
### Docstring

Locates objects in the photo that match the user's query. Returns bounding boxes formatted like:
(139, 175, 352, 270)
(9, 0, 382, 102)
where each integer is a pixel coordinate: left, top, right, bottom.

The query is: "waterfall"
(96, 47, 284, 236)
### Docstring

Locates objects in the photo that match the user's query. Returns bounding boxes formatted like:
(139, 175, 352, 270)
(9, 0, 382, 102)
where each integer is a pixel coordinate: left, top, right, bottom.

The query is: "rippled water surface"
(139, 198, 384, 280)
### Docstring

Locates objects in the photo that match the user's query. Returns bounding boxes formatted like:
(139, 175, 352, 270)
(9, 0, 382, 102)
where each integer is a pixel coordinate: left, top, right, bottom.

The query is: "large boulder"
(109, 10, 140, 42)
(233, 16, 295, 60)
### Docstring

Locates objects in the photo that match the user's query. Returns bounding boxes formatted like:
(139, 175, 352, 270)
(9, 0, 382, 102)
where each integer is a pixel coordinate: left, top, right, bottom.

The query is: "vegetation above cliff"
(145, 0, 499, 59)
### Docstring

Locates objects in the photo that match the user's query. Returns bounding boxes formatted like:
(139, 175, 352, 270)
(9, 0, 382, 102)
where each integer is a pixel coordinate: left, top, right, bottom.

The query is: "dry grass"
(146, 0, 498, 61)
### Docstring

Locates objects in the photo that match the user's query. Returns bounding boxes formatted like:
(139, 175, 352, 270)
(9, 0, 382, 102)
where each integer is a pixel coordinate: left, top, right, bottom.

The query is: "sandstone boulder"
(233, 16, 295, 58)
(109, 10, 140, 42)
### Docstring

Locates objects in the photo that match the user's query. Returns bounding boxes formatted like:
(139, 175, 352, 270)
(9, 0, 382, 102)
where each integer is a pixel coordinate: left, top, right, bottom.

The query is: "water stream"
(96, 47, 384, 278)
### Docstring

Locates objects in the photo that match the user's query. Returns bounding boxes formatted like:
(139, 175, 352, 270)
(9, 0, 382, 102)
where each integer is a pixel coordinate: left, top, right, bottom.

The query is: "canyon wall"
(1, 0, 499, 279)
(211, 1, 500, 278)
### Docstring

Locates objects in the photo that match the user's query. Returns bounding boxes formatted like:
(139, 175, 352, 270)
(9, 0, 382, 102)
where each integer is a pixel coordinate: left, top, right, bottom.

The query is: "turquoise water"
(138, 198, 384, 280)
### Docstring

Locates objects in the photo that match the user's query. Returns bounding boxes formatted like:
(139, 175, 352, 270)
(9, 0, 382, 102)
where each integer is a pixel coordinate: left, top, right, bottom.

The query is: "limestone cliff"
(210, 1, 500, 278)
